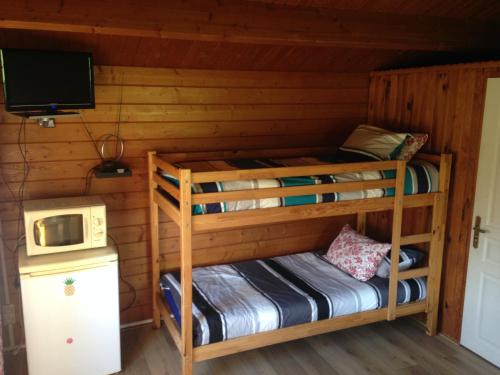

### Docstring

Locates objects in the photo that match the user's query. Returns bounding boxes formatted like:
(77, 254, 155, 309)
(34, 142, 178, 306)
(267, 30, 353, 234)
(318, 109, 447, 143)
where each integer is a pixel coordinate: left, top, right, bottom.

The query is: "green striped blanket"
(160, 156, 439, 215)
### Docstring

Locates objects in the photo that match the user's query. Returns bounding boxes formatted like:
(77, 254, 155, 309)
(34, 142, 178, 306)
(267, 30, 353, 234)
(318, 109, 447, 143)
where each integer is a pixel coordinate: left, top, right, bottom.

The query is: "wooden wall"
(367, 61, 500, 341)
(0, 66, 369, 343)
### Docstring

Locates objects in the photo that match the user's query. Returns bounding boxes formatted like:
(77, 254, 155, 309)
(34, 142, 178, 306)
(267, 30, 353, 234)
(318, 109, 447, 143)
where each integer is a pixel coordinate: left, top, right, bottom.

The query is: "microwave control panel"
(91, 205, 107, 248)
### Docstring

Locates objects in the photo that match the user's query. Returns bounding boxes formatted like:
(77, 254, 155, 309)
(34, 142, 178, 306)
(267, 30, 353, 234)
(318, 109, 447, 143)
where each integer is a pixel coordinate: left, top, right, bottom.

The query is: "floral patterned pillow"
(396, 133, 429, 161)
(324, 224, 391, 281)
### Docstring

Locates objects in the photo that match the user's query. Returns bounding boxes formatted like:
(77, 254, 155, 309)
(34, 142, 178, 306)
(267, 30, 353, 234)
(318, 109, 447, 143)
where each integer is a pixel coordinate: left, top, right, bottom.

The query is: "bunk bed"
(147, 148, 452, 375)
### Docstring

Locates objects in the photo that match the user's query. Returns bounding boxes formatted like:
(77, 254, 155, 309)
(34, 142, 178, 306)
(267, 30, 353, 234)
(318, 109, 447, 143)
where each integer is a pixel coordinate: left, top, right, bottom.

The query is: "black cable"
(114, 75, 124, 158)
(83, 166, 96, 195)
(15, 117, 29, 251)
(17, 117, 29, 202)
(79, 115, 105, 162)
(107, 233, 136, 313)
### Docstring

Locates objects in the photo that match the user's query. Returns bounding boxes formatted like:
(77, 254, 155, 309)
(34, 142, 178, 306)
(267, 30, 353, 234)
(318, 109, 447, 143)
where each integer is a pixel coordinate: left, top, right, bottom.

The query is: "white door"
(461, 78, 500, 367)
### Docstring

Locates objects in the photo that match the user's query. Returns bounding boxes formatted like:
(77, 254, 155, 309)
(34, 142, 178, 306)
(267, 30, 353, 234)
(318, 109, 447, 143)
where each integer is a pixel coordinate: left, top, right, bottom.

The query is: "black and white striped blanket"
(160, 251, 426, 347)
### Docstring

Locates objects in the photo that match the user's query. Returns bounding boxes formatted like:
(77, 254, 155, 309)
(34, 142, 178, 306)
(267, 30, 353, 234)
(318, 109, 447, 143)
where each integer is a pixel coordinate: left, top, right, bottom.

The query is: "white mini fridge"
(19, 246, 122, 375)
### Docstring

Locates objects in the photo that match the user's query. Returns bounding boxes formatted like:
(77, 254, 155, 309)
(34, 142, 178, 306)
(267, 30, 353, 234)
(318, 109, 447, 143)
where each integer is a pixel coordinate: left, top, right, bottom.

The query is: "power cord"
(79, 115, 105, 163)
(114, 74, 124, 158)
(83, 165, 97, 195)
(107, 233, 136, 313)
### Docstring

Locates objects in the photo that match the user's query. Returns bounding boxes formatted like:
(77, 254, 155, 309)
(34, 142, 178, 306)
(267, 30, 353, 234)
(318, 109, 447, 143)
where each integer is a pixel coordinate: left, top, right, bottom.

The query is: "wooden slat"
(92, 66, 370, 89)
(400, 233, 433, 245)
(157, 293, 182, 353)
(153, 190, 180, 225)
(192, 179, 396, 205)
(193, 299, 427, 363)
(402, 194, 436, 208)
(193, 309, 387, 362)
(395, 301, 427, 317)
(152, 155, 180, 179)
(0, 119, 358, 145)
(398, 267, 429, 280)
(92, 85, 369, 105)
(192, 160, 398, 183)
(191, 194, 436, 232)
(414, 153, 442, 165)
(153, 173, 180, 201)
(193, 197, 393, 232)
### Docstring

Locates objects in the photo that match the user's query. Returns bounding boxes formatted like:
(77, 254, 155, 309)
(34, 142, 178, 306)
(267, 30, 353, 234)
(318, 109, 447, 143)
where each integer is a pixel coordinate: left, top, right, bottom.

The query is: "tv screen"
(1, 49, 95, 112)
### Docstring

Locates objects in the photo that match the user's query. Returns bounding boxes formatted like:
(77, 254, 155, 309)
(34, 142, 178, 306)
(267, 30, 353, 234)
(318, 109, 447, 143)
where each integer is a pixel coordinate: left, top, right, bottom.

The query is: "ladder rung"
(400, 233, 433, 245)
(398, 267, 429, 280)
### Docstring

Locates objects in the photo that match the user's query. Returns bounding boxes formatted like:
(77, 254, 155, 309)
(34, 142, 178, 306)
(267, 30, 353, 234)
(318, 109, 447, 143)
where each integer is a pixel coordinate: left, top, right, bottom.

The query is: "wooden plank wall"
(0, 65, 369, 344)
(367, 61, 500, 341)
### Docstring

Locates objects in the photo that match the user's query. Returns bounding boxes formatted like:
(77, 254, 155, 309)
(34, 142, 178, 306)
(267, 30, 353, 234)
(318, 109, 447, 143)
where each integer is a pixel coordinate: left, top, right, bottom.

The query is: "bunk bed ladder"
(386, 155, 452, 333)
(426, 154, 452, 335)
(387, 160, 406, 321)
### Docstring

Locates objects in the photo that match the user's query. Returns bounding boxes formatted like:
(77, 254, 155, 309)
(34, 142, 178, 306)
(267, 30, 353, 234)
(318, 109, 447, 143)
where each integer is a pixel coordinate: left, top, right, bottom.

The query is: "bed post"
(387, 160, 406, 320)
(179, 168, 194, 375)
(148, 151, 161, 329)
(426, 154, 452, 336)
(356, 212, 366, 234)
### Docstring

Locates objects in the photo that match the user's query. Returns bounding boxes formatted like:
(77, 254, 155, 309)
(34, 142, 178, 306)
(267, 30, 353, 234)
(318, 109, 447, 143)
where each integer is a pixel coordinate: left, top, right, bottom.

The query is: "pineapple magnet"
(64, 277, 76, 296)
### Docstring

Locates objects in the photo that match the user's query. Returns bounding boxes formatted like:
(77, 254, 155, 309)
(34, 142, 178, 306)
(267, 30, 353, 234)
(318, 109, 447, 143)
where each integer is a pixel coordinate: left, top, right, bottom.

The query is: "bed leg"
(181, 355, 193, 375)
(148, 151, 162, 329)
(426, 309, 438, 336)
(153, 301, 161, 329)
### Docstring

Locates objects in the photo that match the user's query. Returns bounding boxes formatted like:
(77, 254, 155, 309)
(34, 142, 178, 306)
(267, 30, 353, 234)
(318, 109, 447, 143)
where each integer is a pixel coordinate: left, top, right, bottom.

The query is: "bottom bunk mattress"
(160, 251, 427, 347)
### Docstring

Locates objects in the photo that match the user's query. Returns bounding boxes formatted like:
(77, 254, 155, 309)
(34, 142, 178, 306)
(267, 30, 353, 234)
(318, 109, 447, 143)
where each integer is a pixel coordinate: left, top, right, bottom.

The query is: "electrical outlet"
(2, 304, 16, 326)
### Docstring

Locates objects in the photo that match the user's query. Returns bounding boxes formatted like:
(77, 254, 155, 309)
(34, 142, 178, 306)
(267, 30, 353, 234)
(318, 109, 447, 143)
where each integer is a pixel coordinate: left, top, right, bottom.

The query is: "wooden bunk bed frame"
(147, 148, 452, 375)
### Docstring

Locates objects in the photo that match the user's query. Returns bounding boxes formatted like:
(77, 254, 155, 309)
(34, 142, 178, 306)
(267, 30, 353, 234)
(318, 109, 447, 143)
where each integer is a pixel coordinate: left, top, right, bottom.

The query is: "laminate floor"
(5, 318, 500, 375)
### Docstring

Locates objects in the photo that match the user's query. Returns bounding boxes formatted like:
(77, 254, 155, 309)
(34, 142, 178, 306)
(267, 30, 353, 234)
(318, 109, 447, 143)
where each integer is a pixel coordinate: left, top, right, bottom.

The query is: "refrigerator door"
(21, 260, 121, 375)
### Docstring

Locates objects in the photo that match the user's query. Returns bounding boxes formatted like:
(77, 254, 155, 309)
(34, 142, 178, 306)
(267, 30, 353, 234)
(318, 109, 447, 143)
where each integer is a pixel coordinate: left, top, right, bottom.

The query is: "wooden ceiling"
(0, 0, 499, 72)
(247, 0, 500, 20)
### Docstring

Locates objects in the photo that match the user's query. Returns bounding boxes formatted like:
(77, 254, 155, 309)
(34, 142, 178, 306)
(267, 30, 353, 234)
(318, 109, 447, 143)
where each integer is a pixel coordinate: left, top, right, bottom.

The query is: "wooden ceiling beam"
(0, 0, 499, 52)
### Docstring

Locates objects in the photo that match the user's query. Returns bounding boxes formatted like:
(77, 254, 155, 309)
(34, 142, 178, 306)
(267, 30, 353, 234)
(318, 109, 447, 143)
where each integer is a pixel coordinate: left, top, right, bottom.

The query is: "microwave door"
(35, 215, 85, 247)
(28, 208, 92, 255)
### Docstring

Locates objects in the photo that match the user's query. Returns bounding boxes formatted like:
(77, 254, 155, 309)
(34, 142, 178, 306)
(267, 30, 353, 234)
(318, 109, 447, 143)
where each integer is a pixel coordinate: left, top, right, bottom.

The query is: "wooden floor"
(5, 318, 500, 375)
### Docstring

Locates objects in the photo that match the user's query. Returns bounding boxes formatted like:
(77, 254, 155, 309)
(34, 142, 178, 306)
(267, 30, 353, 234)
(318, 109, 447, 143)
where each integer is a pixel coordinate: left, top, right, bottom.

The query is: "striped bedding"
(160, 156, 439, 215)
(160, 251, 427, 347)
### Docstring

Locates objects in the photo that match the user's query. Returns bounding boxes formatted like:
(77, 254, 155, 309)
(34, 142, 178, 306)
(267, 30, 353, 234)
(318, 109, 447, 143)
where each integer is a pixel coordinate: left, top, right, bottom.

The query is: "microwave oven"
(23, 196, 107, 256)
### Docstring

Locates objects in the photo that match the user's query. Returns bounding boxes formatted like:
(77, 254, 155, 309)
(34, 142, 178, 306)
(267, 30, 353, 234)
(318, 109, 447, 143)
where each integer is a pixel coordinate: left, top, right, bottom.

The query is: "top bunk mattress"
(161, 156, 439, 215)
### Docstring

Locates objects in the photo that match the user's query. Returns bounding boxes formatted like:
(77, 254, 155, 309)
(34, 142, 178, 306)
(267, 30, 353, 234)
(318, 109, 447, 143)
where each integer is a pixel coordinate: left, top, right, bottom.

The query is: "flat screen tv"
(1, 48, 95, 113)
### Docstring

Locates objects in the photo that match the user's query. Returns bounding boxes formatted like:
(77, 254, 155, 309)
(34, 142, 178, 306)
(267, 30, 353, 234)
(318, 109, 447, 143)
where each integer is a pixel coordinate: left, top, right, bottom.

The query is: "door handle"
(472, 216, 488, 249)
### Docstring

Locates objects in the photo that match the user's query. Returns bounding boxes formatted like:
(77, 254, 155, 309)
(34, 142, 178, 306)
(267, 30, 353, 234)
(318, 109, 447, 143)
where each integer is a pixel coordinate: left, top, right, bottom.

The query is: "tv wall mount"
(16, 111, 80, 128)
